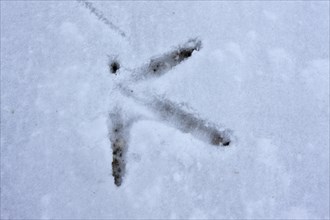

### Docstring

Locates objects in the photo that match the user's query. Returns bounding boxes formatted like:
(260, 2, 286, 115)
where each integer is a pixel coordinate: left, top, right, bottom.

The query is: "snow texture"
(1, 1, 329, 219)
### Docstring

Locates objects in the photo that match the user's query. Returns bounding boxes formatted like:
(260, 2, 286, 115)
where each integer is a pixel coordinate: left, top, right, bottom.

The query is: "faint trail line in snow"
(77, 0, 127, 38)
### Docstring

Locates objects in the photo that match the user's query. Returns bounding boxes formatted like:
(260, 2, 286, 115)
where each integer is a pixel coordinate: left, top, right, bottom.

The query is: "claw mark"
(109, 60, 120, 74)
(130, 38, 202, 82)
(77, 0, 127, 38)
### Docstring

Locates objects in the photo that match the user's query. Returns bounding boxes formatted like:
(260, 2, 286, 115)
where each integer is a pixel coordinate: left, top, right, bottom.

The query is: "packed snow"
(1, 1, 329, 219)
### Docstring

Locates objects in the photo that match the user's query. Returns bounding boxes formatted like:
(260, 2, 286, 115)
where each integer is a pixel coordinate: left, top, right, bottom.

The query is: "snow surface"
(1, 1, 329, 219)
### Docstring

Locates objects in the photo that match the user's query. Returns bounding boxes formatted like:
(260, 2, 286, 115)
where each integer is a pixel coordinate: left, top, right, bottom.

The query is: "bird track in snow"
(108, 38, 233, 186)
(75, 0, 230, 190)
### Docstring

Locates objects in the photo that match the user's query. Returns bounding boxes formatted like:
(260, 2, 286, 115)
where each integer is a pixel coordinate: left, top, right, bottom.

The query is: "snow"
(1, 1, 329, 219)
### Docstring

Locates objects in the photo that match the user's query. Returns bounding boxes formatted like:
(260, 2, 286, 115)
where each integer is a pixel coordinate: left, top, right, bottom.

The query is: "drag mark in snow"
(77, 0, 127, 38)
